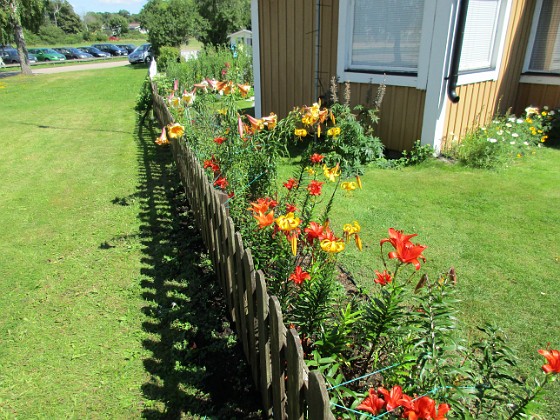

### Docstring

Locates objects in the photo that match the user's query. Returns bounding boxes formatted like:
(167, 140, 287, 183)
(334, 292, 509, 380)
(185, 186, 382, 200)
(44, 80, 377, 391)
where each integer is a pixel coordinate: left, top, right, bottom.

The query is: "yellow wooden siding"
(441, 0, 536, 149)
(258, 0, 315, 118)
(515, 83, 560, 111)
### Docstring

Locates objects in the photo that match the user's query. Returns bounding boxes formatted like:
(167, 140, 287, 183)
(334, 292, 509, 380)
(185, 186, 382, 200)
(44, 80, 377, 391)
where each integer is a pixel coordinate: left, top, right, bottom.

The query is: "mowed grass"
(0, 67, 261, 419)
(0, 67, 150, 417)
(281, 149, 560, 414)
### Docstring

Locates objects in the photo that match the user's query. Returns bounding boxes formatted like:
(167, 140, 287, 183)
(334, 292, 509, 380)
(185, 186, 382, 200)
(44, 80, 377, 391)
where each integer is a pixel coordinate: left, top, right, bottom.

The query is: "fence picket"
(270, 296, 287, 419)
(286, 328, 306, 419)
(242, 249, 259, 386)
(255, 270, 272, 416)
(234, 233, 250, 361)
(307, 370, 335, 419)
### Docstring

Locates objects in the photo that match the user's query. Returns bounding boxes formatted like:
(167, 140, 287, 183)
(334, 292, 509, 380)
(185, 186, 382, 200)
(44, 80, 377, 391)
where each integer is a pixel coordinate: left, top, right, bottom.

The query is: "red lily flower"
(203, 156, 220, 173)
(538, 347, 560, 374)
(213, 176, 228, 190)
(285, 203, 297, 213)
(289, 266, 310, 286)
(374, 270, 393, 286)
(214, 136, 226, 145)
(304, 221, 324, 245)
(307, 180, 324, 196)
(357, 388, 386, 415)
(283, 178, 298, 190)
(248, 197, 278, 214)
(381, 228, 427, 270)
(310, 153, 324, 164)
(378, 385, 404, 412)
(404, 396, 451, 420)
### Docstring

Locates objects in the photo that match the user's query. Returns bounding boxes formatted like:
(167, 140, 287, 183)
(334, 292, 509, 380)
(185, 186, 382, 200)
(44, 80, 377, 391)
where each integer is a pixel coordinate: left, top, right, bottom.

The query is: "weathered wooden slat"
(286, 328, 305, 419)
(307, 370, 335, 419)
(235, 232, 250, 361)
(224, 217, 237, 324)
(242, 249, 259, 386)
(256, 270, 272, 416)
(269, 296, 287, 420)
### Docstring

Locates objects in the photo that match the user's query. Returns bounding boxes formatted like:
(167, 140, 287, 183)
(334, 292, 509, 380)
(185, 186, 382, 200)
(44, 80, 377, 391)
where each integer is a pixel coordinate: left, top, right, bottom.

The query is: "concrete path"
(32, 59, 131, 74)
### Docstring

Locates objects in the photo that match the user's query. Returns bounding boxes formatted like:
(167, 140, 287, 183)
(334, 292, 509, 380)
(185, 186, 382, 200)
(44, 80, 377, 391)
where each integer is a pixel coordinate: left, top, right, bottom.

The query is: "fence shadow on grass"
(134, 116, 263, 419)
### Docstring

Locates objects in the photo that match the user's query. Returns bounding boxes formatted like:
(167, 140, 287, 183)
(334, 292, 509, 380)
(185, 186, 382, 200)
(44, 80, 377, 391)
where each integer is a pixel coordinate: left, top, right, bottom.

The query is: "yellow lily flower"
(323, 164, 341, 182)
(294, 128, 308, 138)
(327, 127, 341, 137)
(341, 181, 357, 191)
(167, 123, 185, 139)
(275, 212, 301, 232)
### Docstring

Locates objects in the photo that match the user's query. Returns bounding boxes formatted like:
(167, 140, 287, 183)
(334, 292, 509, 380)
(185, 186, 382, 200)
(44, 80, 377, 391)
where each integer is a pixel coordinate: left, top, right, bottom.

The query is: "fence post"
(307, 370, 335, 419)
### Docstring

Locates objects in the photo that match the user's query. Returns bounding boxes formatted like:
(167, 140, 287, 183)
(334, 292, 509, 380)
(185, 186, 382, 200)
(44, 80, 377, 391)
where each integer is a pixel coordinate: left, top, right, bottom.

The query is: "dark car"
(116, 44, 136, 54)
(0, 48, 37, 64)
(128, 43, 153, 64)
(77, 46, 110, 58)
(53, 47, 93, 60)
(91, 43, 127, 56)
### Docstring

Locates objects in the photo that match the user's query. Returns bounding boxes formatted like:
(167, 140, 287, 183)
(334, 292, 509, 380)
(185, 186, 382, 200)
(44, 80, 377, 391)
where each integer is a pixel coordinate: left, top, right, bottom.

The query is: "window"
(457, 0, 511, 84)
(525, 0, 560, 74)
(337, 0, 435, 88)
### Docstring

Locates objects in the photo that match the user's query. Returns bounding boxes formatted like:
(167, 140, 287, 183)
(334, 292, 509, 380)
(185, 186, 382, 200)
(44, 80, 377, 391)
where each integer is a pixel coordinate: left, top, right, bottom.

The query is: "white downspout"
(251, 0, 262, 117)
(420, 0, 458, 153)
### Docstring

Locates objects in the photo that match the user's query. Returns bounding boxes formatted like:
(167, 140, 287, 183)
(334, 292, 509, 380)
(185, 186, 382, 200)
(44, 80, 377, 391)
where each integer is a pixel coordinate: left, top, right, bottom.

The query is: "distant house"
(128, 22, 147, 34)
(250, 0, 560, 152)
(228, 29, 253, 48)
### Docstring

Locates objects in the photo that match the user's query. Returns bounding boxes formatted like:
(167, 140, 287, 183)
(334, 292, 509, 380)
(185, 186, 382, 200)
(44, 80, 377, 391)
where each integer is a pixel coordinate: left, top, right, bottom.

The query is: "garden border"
(150, 81, 335, 419)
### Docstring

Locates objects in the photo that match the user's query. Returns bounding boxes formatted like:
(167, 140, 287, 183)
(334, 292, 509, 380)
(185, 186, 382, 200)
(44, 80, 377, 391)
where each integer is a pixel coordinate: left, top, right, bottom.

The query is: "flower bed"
(146, 50, 559, 418)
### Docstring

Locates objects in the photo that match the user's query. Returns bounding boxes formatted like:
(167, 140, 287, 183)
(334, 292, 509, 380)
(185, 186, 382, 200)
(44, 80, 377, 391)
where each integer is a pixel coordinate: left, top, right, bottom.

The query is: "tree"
(139, 0, 207, 55)
(0, 0, 44, 75)
(107, 14, 128, 36)
(83, 12, 102, 33)
(45, 0, 82, 34)
(197, 0, 251, 46)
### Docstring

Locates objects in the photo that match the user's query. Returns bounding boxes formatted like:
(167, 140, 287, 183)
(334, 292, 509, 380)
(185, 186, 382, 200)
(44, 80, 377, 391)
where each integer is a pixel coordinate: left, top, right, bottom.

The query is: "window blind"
(459, 0, 501, 72)
(350, 0, 425, 72)
(529, 0, 560, 73)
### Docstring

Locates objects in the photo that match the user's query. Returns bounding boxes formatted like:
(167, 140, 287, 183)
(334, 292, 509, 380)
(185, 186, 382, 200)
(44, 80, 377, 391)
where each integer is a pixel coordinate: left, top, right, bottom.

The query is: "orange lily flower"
(237, 83, 251, 97)
(377, 385, 404, 412)
(254, 211, 274, 229)
(247, 114, 265, 133)
(283, 178, 298, 190)
(155, 127, 169, 146)
(404, 396, 451, 420)
(538, 347, 560, 374)
(304, 221, 324, 245)
(262, 113, 277, 130)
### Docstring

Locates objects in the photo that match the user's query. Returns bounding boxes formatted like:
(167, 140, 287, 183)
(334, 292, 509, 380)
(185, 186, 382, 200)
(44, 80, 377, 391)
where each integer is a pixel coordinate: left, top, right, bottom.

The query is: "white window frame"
(336, 0, 437, 89)
(456, 0, 512, 85)
(522, 0, 560, 85)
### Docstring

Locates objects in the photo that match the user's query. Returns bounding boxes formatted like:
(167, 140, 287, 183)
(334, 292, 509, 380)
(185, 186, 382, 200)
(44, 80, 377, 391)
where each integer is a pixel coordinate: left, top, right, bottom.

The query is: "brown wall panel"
(515, 83, 560, 111)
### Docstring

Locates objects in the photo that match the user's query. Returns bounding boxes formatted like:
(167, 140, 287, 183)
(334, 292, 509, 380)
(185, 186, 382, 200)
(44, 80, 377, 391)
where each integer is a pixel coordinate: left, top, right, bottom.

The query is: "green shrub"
(157, 46, 180, 73)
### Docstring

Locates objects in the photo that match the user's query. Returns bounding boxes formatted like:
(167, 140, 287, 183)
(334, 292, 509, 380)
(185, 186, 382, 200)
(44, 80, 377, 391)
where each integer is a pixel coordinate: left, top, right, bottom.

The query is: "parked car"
(27, 48, 66, 61)
(116, 44, 136, 55)
(77, 46, 110, 58)
(0, 48, 37, 64)
(128, 43, 153, 64)
(53, 47, 93, 60)
(91, 43, 127, 56)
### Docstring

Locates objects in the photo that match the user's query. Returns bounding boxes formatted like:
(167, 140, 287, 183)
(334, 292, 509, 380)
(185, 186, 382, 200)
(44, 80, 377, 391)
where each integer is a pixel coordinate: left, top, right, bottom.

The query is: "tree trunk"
(7, 0, 32, 75)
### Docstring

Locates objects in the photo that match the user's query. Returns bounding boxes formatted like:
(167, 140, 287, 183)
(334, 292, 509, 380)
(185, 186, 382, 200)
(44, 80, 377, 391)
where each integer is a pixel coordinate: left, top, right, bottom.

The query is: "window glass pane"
(350, 0, 425, 72)
(529, 0, 560, 73)
(459, 0, 501, 72)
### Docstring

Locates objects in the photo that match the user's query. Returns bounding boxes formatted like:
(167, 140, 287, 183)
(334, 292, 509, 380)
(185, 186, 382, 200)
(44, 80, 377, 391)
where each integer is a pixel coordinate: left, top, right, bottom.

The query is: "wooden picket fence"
(150, 81, 335, 419)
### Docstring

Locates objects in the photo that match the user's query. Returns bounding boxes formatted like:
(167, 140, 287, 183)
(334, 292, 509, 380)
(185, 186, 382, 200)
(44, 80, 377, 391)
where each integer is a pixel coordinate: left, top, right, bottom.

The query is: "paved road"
(0, 59, 132, 78)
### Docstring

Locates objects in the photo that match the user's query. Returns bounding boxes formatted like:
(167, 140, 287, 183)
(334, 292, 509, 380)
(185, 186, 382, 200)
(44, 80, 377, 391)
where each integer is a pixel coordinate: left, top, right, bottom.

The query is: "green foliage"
(166, 44, 253, 87)
(402, 140, 434, 166)
(45, 0, 83, 34)
(139, 0, 206, 54)
(156, 45, 179, 73)
(447, 109, 549, 169)
(197, 0, 251, 46)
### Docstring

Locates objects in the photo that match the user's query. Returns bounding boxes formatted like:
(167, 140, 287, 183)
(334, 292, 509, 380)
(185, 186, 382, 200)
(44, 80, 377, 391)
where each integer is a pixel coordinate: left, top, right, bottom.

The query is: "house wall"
(441, 0, 537, 150)
(257, 0, 423, 151)
(515, 83, 560, 112)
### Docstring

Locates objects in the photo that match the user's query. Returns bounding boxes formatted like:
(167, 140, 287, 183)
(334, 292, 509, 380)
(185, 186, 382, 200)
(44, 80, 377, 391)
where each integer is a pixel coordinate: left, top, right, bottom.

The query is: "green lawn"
(0, 67, 260, 418)
(280, 149, 560, 415)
